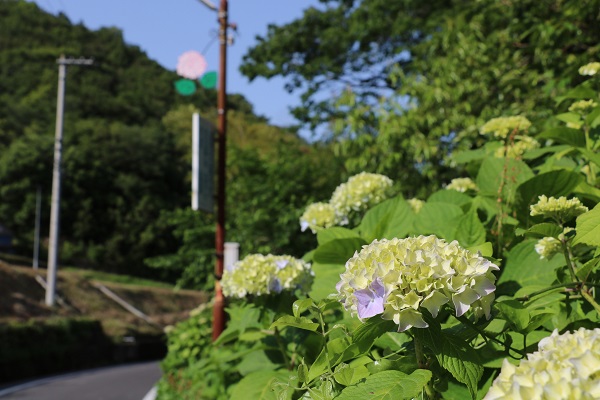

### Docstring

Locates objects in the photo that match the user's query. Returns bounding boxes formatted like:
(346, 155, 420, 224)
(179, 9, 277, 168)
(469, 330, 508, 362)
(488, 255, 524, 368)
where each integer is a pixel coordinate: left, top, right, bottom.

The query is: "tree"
(242, 0, 600, 195)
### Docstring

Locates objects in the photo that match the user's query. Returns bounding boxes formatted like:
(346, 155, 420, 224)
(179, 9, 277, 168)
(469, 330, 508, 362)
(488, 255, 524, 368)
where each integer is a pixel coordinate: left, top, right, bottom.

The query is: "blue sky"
(29, 0, 321, 128)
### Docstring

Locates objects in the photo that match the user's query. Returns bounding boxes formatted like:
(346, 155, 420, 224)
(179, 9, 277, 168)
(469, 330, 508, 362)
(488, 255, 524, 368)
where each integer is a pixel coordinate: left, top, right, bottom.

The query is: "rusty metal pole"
(212, 0, 228, 341)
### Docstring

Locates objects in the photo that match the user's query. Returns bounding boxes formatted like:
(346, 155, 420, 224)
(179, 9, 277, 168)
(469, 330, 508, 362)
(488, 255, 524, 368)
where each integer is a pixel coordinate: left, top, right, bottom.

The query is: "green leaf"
(466, 242, 493, 257)
(523, 223, 563, 239)
(317, 227, 360, 245)
(574, 181, 600, 203)
(476, 158, 533, 203)
(352, 317, 397, 353)
(308, 336, 352, 381)
(454, 209, 486, 247)
(586, 106, 600, 128)
(576, 257, 600, 281)
(555, 86, 598, 103)
(357, 196, 413, 242)
(413, 202, 464, 239)
(309, 263, 345, 301)
(428, 190, 473, 207)
(577, 148, 600, 168)
(293, 298, 315, 318)
(313, 237, 368, 264)
(237, 350, 280, 376)
(495, 300, 530, 332)
(270, 315, 319, 332)
(336, 370, 433, 400)
(334, 364, 371, 386)
(414, 322, 483, 399)
(574, 203, 600, 246)
(537, 127, 586, 147)
(553, 112, 582, 125)
(229, 370, 291, 400)
(498, 240, 565, 289)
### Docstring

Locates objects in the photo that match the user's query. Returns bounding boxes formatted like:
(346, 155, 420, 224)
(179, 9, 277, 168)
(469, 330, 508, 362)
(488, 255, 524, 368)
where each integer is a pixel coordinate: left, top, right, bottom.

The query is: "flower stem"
(413, 335, 437, 399)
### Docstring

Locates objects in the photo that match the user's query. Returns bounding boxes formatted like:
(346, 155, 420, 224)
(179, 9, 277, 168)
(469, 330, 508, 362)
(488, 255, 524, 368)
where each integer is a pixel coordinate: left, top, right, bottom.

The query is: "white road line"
(142, 385, 158, 400)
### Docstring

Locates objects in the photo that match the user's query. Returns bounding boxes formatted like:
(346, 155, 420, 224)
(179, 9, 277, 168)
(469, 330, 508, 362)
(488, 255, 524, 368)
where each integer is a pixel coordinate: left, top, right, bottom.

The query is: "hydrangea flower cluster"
(484, 328, 600, 399)
(530, 195, 589, 222)
(494, 136, 540, 158)
(300, 202, 340, 233)
(446, 177, 478, 193)
(330, 172, 394, 217)
(336, 236, 499, 332)
(535, 237, 561, 260)
(569, 99, 598, 114)
(579, 62, 600, 76)
(480, 116, 532, 139)
(407, 198, 425, 214)
(222, 254, 313, 298)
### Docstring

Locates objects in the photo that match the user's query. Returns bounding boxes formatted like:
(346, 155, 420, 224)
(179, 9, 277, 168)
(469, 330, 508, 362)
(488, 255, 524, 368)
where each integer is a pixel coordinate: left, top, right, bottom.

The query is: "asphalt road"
(0, 361, 161, 400)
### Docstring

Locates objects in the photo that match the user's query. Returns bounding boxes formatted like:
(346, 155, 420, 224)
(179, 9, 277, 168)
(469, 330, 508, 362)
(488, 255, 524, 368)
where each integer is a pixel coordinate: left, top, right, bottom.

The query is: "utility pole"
(195, 0, 233, 340)
(213, 0, 229, 341)
(46, 55, 93, 307)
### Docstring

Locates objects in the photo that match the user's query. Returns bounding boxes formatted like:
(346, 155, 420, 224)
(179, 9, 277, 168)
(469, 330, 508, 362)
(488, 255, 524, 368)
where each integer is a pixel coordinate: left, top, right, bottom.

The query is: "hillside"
(0, 259, 208, 338)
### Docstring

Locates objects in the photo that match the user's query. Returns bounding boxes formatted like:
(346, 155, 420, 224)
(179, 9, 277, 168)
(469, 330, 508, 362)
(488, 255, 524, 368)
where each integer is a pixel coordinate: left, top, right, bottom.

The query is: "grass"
(63, 267, 174, 289)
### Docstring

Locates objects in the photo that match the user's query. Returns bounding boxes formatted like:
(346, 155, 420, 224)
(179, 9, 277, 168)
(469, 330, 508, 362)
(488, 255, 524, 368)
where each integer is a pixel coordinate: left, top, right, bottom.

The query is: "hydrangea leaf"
(317, 226, 360, 245)
(414, 317, 483, 400)
(333, 364, 371, 386)
(537, 127, 586, 147)
(523, 223, 563, 239)
(313, 237, 368, 265)
(455, 209, 486, 248)
(335, 370, 433, 400)
(229, 370, 291, 400)
(497, 240, 565, 291)
(428, 189, 473, 207)
(476, 158, 533, 202)
(309, 263, 345, 301)
(270, 315, 319, 332)
(357, 196, 413, 242)
(413, 202, 463, 239)
(574, 203, 600, 246)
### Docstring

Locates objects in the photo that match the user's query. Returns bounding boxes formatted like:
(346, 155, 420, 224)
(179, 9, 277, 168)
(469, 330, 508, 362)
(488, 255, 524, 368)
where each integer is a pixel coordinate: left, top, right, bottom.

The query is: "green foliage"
(242, 0, 600, 194)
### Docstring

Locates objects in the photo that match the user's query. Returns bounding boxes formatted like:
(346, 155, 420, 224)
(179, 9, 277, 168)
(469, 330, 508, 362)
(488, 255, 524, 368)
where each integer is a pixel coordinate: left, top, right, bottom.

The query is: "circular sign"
(176, 50, 207, 80)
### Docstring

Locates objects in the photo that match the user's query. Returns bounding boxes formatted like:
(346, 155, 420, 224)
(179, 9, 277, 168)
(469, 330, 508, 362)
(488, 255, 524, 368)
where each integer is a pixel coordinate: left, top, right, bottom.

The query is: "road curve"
(0, 361, 161, 400)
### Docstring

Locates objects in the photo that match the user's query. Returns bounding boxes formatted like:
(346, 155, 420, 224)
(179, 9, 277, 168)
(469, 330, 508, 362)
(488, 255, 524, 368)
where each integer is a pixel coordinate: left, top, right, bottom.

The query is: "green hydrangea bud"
(300, 202, 340, 233)
(530, 195, 588, 222)
(407, 198, 425, 213)
(446, 177, 478, 193)
(579, 62, 600, 76)
(480, 116, 531, 139)
(330, 172, 394, 217)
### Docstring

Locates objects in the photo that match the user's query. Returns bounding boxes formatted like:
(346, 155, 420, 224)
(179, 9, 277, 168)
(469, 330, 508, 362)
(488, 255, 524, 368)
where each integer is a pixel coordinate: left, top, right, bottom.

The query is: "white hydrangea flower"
(407, 198, 425, 213)
(300, 202, 340, 233)
(530, 195, 589, 222)
(579, 62, 600, 76)
(480, 116, 532, 139)
(336, 236, 499, 332)
(569, 99, 598, 114)
(222, 254, 313, 298)
(484, 328, 600, 400)
(535, 237, 561, 260)
(330, 172, 394, 217)
(494, 136, 540, 158)
(446, 177, 478, 193)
